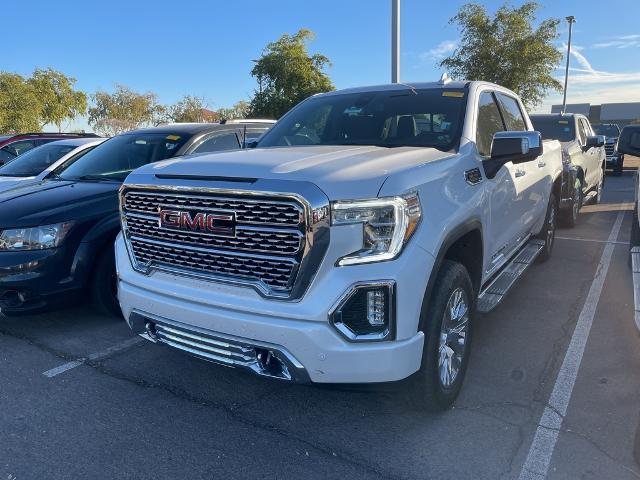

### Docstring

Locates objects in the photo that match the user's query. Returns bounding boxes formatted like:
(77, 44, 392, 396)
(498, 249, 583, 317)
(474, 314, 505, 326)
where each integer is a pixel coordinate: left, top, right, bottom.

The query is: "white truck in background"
(115, 79, 562, 410)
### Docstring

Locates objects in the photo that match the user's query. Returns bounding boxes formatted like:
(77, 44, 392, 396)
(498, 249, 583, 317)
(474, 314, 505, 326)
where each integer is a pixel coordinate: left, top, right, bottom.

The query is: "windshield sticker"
(166, 143, 177, 150)
(442, 91, 464, 98)
(558, 120, 569, 124)
(166, 135, 181, 141)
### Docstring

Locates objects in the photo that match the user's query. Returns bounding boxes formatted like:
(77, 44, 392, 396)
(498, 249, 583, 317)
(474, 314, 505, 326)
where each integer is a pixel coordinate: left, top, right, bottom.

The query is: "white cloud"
(593, 34, 640, 49)
(419, 40, 457, 61)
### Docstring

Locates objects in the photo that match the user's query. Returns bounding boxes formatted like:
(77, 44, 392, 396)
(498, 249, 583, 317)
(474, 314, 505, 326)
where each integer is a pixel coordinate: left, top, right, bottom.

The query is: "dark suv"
(0, 133, 100, 166)
(592, 123, 624, 175)
(0, 122, 273, 317)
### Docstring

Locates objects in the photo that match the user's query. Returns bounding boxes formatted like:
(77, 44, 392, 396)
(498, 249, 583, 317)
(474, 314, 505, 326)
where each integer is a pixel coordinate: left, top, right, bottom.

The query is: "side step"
(477, 239, 545, 313)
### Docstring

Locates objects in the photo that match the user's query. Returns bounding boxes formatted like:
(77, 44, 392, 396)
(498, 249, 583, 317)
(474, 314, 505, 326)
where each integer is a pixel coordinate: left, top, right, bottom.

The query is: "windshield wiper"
(73, 174, 119, 182)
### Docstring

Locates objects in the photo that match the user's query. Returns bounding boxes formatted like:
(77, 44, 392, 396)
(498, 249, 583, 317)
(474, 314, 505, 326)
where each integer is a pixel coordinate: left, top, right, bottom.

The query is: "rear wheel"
(404, 260, 474, 411)
(536, 193, 557, 263)
(91, 246, 121, 317)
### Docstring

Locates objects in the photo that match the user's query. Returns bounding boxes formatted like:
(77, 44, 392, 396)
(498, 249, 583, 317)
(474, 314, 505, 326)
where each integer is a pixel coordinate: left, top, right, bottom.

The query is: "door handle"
(515, 169, 526, 178)
(538, 160, 546, 168)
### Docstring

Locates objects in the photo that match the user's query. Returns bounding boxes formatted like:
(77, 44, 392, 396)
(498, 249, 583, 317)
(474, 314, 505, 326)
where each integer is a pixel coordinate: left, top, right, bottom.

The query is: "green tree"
(88, 84, 163, 136)
(440, 2, 562, 108)
(167, 95, 218, 123)
(0, 73, 41, 133)
(217, 100, 251, 121)
(250, 29, 334, 118)
(29, 68, 87, 132)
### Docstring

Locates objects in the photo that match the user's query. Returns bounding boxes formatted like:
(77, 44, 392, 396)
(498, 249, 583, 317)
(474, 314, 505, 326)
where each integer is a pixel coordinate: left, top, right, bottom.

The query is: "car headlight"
(0, 222, 74, 251)
(331, 193, 421, 266)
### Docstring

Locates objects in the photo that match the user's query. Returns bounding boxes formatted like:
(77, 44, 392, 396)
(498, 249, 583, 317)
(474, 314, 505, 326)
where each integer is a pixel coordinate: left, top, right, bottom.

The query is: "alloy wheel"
(438, 287, 470, 388)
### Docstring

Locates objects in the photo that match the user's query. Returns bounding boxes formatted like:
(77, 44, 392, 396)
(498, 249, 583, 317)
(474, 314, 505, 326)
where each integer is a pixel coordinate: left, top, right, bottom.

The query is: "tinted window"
(0, 143, 77, 177)
(593, 124, 620, 137)
(5, 140, 37, 156)
(0, 148, 16, 163)
(530, 117, 576, 142)
(258, 88, 467, 151)
(476, 92, 505, 157)
(59, 132, 189, 182)
(580, 118, 594, 137)
(576, 118, 587, 145)
(192, 132, 240, 154)
(497, 94, 527, 131)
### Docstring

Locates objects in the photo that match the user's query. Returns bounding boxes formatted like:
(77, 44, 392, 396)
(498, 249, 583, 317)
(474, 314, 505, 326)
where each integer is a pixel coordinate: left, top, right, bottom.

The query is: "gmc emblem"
(159, 209, 236, 237)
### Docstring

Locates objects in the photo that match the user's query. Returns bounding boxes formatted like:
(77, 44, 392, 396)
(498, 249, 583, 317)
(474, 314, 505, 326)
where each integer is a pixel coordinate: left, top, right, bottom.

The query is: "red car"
(0, 132, 100, 166)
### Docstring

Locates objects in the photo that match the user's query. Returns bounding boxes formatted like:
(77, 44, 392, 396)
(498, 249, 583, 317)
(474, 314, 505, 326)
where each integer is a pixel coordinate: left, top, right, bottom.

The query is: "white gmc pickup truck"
(115, 79, 562, 410)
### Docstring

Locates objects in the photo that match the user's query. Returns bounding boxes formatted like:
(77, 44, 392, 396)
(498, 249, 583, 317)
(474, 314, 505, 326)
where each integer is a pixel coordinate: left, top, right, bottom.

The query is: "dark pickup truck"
(593, 123, 624, 175)
(530, 114, 605, 227)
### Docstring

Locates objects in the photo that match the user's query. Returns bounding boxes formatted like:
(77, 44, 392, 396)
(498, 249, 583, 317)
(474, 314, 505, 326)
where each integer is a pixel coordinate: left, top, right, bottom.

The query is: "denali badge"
(159, 209, 236, 237)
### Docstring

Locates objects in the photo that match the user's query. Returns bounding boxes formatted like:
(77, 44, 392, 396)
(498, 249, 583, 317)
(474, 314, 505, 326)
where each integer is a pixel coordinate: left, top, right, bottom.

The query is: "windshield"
(257, 88, 467, 151)
(592, 124, 620, 137)
(0, 143, 78, 177)
(58, 132, 189, 182)
(530, 117, 575, 142)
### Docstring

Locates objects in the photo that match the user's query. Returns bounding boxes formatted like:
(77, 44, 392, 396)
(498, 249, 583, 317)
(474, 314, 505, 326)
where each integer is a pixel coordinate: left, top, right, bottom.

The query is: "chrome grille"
(121, 188, 308, 295)
(605, 144, 615, 157)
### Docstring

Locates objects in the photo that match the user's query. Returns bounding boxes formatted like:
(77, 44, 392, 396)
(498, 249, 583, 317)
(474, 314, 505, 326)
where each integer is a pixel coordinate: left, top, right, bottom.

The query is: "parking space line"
(518, 211, 625, 480)
(556, 236, 626, 246)
(43, 337, 144, 378)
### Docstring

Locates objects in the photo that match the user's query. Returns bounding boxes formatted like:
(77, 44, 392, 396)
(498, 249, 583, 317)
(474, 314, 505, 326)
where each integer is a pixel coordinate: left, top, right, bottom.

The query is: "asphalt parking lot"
(1, 162, 639, 480)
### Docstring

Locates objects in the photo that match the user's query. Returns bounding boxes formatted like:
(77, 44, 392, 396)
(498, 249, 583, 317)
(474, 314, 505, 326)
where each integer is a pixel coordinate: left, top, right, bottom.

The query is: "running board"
(477, 239, 545, 313)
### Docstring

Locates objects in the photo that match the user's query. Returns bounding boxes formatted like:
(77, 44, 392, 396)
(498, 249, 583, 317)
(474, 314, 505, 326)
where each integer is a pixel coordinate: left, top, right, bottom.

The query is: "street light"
(561, 15, 576, 114)
(392, 0, 400, 83)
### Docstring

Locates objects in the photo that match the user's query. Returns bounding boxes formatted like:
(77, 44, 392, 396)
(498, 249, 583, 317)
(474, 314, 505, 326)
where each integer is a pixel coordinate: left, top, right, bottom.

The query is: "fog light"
(329, 281, 395, 342)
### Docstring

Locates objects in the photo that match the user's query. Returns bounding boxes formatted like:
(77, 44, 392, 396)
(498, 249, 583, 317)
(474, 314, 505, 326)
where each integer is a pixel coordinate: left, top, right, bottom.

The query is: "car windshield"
(257, 88, 467, 151)
(0, 143, 78, 177)
(593, 124, 620, 137)
(530, 117, 575, 142)
(58, 132, 189, 182)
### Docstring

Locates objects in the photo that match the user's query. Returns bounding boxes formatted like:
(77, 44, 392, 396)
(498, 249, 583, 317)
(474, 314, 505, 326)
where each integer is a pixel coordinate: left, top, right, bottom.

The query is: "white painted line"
(43, 337, 144, 378)
(556, 236, 626, 246)
(631, 247, 640, 332)
(518, 210, 625, 480)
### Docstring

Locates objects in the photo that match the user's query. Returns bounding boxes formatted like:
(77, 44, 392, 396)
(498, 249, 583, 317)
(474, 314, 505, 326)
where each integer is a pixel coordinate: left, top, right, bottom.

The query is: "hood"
(129, 145, 455, 199)
(0, 179, 121, 228)
(0, 176, 36, 193)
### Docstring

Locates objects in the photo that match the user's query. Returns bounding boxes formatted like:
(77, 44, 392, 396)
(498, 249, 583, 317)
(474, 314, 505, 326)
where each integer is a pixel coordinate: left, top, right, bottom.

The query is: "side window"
(476, 92, 505, 157)
(576, 119, 587, 145)
(581, 118, 593, 137)
(6, 140, 37, 156)
(192, 132, 240, 154)
(0, 147, 16, 163)
(496, 93, 527, 131)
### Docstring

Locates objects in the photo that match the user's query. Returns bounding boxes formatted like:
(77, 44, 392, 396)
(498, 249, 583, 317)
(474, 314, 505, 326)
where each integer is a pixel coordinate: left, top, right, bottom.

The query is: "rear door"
(579, 117, 601, 189)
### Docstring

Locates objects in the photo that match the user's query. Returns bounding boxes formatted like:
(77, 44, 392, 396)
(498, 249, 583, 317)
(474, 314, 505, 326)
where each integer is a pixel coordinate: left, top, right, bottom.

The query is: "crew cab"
(0, 121, 273, 316)
(116, 80, 562, 410)
(530, 114, 605, 227)
(593, 123, 624, 175)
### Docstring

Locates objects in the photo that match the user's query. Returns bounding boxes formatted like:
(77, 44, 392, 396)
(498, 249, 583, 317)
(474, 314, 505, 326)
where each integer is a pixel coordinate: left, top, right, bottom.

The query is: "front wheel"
(91, 247, 122, 317)
(536, 193, 557, 263)
(404, 260, 474, 411)
(560, 180, 582, 228)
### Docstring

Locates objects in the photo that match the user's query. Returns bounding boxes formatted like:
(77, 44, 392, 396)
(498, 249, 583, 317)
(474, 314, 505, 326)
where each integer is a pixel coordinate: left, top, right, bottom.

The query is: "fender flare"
(417, 218, 483, 332)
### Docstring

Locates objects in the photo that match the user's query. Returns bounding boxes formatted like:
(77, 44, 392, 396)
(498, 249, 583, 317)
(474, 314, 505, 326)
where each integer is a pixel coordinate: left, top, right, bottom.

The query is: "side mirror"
(585, 135, 604, 149)
(617, 125, 640, 156)
(245, 140, 259, 149)
(483, 131, 543, 179)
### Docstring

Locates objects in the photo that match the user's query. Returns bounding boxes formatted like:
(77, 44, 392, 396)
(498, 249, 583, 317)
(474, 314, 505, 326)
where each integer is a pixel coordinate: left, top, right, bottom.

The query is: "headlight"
(331, 193, 421, 266)
(0, 222, 73, 251)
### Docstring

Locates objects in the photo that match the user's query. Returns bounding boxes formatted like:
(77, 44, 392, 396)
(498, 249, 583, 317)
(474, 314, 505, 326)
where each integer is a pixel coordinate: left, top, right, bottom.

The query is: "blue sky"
(4, 0, 640, 130)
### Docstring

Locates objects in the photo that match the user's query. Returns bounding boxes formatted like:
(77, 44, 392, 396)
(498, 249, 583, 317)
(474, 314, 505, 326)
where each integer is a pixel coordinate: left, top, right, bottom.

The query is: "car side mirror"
(245, 140, 259, 149)
(585, 135, 604, 150)
(483, 131, 543, 179)
(617, 125, 640, 156)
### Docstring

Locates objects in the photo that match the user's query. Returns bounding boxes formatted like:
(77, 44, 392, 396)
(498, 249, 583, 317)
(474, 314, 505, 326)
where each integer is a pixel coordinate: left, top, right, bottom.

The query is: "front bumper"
(116, 233, 430, 384)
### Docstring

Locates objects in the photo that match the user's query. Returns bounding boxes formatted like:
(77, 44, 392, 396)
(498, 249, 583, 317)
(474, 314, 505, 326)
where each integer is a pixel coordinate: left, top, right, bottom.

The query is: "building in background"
(551, 102, 640, 126)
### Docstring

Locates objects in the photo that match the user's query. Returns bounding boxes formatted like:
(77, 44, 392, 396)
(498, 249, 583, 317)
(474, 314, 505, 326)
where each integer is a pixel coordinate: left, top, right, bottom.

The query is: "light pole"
(561, 15, 576, 114)
(392, 0, 400, 83)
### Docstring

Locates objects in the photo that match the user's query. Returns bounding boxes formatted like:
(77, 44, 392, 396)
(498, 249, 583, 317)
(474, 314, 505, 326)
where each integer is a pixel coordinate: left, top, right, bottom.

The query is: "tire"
(560, 180, 582, 228)
(536, 193, 557, 263)
(404, 260, 474, 411)
(91, 246, 121, 317)
(594, 170, 604, 204)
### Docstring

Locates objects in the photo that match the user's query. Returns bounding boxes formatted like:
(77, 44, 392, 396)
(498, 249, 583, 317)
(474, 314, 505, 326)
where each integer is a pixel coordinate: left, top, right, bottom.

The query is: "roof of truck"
(317, 80, 470, 97)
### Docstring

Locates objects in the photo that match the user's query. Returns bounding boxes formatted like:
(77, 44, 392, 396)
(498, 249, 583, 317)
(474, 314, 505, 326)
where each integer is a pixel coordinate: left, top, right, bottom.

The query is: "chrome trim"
(328, 280, 396, 342)
(128, 310, 309, 383)
(119, 178, 330, 301)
